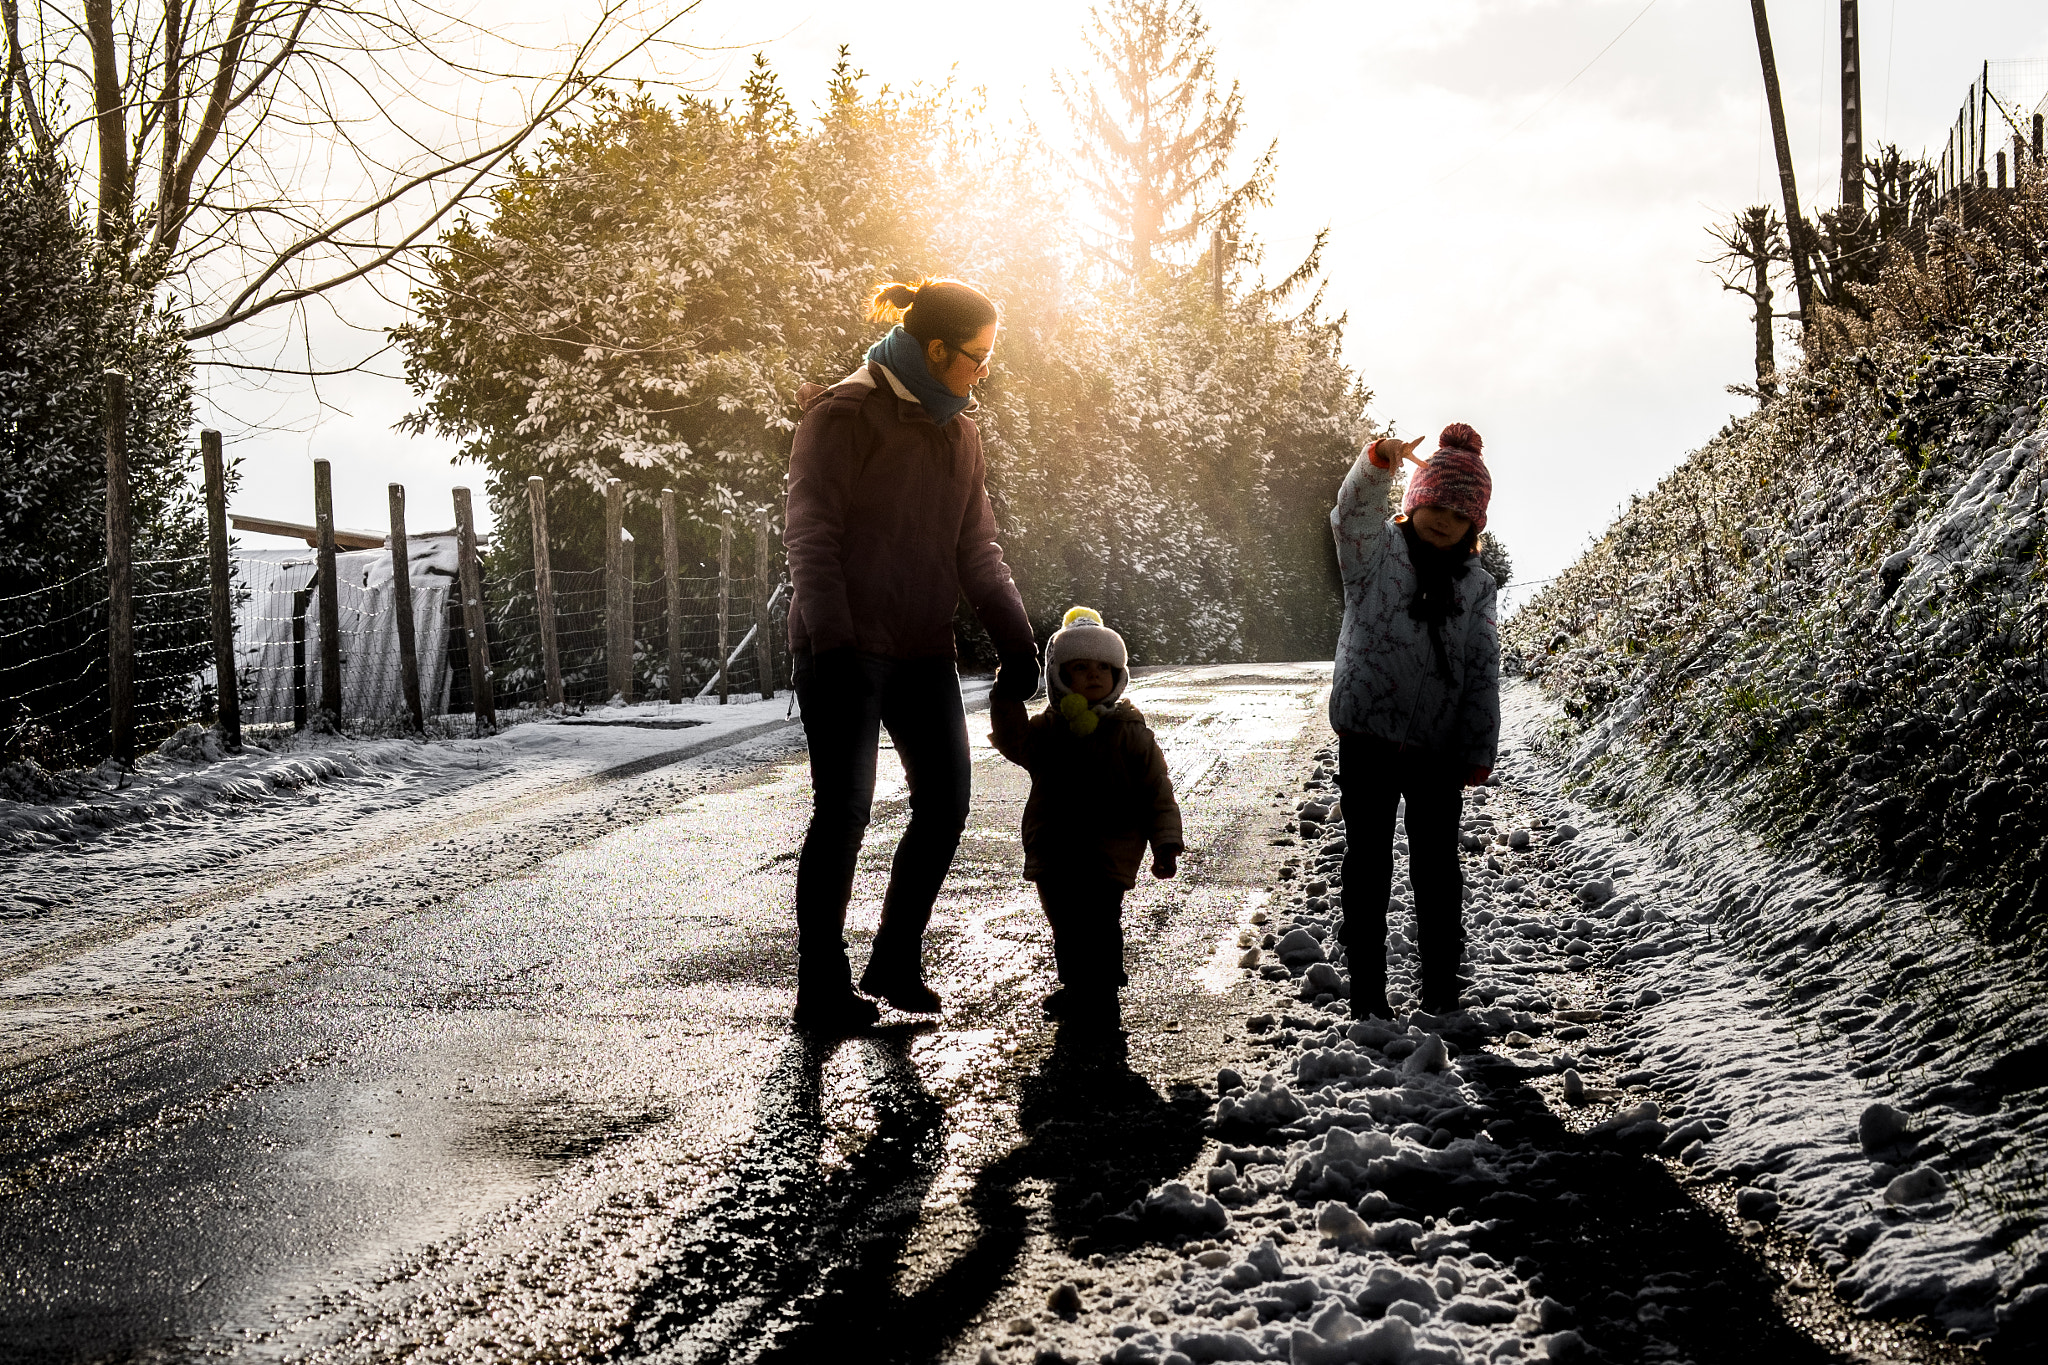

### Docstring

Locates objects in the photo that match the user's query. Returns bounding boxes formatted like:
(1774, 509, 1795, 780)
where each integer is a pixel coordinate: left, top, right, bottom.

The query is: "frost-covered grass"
(1507, 207, 2048, 946)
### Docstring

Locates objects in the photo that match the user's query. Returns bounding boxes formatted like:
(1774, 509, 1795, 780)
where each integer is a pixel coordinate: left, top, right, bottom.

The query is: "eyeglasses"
(948, 343, 993, 370)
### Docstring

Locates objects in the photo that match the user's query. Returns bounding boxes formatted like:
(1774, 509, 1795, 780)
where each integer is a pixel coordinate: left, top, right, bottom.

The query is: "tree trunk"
(83, 0, 129, 249)
(1752, 240, 1776, 395)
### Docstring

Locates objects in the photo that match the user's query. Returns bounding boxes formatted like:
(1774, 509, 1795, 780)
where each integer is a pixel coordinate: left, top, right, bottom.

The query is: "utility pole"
(1749, 0, 1815, 331)
(1839, 2, 1863, 215)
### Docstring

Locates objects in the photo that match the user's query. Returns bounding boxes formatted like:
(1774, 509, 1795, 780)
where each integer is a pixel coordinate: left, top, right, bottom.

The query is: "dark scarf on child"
(1400, 520, 1475, 680)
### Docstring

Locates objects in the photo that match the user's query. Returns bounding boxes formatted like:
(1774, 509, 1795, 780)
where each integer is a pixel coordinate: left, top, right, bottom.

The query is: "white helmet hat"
(1044, 606, 1129, 710)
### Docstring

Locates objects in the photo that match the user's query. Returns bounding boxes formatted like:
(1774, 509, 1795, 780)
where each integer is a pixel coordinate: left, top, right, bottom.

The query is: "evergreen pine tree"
(0, 121, 204, 765)
(1056, 0, 1276, 279)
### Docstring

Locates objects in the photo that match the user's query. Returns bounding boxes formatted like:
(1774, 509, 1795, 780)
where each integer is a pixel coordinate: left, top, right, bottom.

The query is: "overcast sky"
(216, 0, 2048, 609)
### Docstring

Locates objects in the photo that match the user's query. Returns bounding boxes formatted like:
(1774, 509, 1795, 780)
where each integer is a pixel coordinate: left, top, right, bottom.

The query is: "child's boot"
(1419, 970, 1463, 1015)
(1352, 975, 1393, 1020)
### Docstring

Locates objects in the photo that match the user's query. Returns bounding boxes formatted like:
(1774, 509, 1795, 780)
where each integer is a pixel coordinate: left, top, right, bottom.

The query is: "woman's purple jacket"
(785, 362, 1034, 662)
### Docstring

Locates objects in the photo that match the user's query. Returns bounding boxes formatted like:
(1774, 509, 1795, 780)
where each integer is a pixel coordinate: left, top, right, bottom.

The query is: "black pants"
(792, 650, 971, 998)
(1335, 735, 1466, 1002)
(1036, 878, 1128, 994)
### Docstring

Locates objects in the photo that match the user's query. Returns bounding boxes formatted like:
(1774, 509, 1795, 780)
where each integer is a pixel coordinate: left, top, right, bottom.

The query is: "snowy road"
(0, 664, 1328, 1362)
(2, 664, 2023, 1363)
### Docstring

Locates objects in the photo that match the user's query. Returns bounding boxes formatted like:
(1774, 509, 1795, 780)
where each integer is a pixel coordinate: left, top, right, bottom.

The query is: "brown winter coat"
(784, 362, 1034, 660)
(989, 696, 1184, 889)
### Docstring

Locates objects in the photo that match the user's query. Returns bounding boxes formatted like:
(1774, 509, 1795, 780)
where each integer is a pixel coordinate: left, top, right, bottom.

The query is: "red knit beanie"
(1401, 423, 1492, 534)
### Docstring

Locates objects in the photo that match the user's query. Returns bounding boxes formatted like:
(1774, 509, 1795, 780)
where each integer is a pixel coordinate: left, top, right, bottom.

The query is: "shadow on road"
(616, 1017, 1209, 1364)
(1389, 1049, 1863, 1365)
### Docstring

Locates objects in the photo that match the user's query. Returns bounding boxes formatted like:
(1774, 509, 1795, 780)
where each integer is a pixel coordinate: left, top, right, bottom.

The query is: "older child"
(1330, 424, 1501, 1017)
(989, 607, 1183, 1020)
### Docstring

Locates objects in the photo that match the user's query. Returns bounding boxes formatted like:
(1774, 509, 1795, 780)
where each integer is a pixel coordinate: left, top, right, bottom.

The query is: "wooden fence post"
(388, 483, 425, 732)
(716, 509, 732, 704)
(605, 478, 630, 703)
(291, 580, 313, 731)
(452, 487, 496, 732)
(201, 431, 241, 751)
(526, 477, 564, 709)
(104, 370, 134, 764)
(313, 459, 343, 732)
(622, 526, 637, 703)
(753, 507, 776, 700)
(662, 489, 682, 704)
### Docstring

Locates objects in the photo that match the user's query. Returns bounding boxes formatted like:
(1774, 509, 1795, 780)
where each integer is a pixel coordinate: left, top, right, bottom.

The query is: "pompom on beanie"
(1044, 606, 1129, 731)
(1400, 422, 1493, 534)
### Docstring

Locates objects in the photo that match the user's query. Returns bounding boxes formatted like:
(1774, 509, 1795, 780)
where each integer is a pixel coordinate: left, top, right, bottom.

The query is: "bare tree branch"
(12, 0, 709, 369)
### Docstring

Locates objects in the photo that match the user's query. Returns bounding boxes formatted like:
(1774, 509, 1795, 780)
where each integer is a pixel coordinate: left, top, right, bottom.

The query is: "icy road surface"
(0, 665, 1325, 1362)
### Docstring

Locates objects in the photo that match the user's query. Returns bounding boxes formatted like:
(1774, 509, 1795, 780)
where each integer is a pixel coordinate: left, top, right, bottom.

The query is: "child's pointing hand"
(1371, 434, 1428, 471)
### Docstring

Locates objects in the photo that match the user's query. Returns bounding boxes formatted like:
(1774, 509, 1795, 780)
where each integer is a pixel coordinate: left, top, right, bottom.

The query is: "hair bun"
(874, 281, 919, 311)
(1439, 422, 1484, 455)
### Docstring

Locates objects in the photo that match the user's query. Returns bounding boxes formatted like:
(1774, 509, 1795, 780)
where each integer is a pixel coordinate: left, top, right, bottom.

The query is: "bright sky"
(217, 0, 2048, 611)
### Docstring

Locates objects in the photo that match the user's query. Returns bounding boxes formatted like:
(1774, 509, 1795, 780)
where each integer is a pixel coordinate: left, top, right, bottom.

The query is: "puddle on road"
(1193, 889, 1274, 995)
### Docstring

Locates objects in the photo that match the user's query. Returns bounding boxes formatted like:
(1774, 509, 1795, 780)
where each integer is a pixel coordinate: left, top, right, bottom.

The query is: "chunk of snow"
(1859, 1102, 1910, 1154)
(1884, 1166, 1947, 1205)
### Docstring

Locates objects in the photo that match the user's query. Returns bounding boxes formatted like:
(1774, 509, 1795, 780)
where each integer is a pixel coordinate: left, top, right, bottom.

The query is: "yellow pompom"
(1058, 692, 1089, 720)
(1071, 710, 1099, 736)
(1062, 605, 1104, 629)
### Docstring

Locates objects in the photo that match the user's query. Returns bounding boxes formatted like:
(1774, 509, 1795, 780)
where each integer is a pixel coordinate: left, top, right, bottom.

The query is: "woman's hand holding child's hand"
(1151, 852, 1179, 879)
(1465, 766, 1492, 787)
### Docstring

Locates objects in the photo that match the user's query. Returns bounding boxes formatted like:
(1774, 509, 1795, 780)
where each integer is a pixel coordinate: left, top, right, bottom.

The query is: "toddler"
(989, 607, 1183, 1021)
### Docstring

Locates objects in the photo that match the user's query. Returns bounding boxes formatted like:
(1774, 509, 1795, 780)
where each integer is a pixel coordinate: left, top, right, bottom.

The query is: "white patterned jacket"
(1328, 446, 1501, 768)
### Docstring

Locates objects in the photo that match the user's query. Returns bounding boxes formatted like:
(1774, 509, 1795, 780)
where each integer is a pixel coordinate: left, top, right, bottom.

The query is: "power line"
(1883, 0, 1896, 141)
(1431, 0, 1664, 185)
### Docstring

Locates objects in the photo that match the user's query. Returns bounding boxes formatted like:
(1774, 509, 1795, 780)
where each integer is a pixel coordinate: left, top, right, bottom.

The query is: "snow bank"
(1505, 682, 2048, 1346)
(1510, 347, 2046, 943)
(0, 695, 806, 953)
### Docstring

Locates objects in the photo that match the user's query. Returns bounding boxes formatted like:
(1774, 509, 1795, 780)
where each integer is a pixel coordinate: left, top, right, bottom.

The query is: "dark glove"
(810, 646, 873, 699)
(992, 649, 1041, 702)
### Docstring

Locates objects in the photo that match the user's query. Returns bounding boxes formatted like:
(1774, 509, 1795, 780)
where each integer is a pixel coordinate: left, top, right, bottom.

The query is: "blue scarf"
(866, 325, 972, 426)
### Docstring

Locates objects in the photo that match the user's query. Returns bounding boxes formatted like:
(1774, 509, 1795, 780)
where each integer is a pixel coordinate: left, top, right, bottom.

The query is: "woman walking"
(1329, 424, 1501, 1017)
(783, 277, 1040, 1033)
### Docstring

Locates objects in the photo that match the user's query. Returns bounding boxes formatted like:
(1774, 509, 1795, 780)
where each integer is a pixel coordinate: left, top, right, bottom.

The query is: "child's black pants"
(1334, 736, 1465, 1002)
(1036, 878, 1129, 994)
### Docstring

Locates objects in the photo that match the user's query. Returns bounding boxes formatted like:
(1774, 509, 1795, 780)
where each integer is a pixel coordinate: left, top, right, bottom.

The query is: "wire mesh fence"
(1939, 59, 2048, 197)
(231, 552, 318, 728)
(131, 551, 216, 745)
(450, 567, 784, 713)
(0, 564, 111, 768)
(1, 553, 214, 769)
(3, 509, 787, 767)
